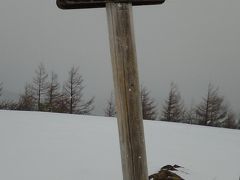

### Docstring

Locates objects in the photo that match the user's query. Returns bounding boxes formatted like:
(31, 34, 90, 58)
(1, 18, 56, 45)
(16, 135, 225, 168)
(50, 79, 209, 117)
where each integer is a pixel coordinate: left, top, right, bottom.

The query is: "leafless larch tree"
(45, 72, 60, 112)
(161, 82, 185, 122)
(18, 83, 36, 111)
(63, 66, 94, 114)
(104, 92, 116, 117)
(196, 83, 229, 127)
(32, 63, 48, 111)
(0, 82, 2, 97)
(141, 86, 158, 120)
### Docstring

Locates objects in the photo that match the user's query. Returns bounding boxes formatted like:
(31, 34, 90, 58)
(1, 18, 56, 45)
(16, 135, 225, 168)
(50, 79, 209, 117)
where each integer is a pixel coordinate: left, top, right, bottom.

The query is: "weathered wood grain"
(106, 3, 148, 180)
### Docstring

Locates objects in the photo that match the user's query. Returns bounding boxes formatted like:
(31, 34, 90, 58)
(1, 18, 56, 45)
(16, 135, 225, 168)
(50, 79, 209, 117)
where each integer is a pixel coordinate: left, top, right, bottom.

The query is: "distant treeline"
(1, 63, 240, 130)
(0, 64, 94, 114)
(105, 82, 240, 130)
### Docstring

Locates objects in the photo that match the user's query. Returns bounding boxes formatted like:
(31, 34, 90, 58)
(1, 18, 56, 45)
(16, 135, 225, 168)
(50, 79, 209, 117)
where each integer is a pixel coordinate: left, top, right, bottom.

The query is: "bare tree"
(45, 72, 60, 112)
(0, 82, 2, 108)
(0, 82, 2, 97)
(237, 116, 240, 129)
(185, 106, 197, 124)
(104, 92, 116, 117)
(54, 93, 69, 113)
(0, 82, 18, 110)
(196, 83, 228, 126)
(32, 63, 48, 111)
(223, 110, 238, 129)
(161, 82, 185, 122)
(141, 86, 158, 120)
(18, 83, 36, 111)
(63, 66, 94, 114)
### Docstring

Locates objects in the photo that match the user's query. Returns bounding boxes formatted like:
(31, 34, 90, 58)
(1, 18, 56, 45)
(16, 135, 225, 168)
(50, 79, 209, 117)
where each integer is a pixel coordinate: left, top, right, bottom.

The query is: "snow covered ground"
(0, 110, 239, 180)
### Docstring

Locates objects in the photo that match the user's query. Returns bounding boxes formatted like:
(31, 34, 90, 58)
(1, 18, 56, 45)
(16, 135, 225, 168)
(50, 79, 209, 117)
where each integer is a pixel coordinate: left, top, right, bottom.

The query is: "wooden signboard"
(57, 0, 165, 9)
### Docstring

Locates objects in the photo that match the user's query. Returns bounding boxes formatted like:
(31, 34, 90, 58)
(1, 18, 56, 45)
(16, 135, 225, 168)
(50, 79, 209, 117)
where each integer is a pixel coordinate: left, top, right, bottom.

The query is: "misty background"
(0, 0, 239, 115)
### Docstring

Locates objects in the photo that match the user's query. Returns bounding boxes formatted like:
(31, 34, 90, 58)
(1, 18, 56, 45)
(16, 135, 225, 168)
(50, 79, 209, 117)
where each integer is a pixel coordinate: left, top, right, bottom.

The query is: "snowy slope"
(0, 110, 239, 180)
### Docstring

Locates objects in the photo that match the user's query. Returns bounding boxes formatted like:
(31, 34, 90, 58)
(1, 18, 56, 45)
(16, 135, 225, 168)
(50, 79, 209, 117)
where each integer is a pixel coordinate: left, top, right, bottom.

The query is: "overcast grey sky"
(0, 0, 239, 115)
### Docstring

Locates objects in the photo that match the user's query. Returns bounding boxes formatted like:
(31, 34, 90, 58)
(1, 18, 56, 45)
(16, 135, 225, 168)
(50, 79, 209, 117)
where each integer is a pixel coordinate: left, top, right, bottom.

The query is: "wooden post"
(106, 3, 148, 180)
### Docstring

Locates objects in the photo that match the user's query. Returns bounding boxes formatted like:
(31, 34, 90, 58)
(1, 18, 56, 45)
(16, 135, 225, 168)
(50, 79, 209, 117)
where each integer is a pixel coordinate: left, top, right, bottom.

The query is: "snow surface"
(0, 110, 240, 180)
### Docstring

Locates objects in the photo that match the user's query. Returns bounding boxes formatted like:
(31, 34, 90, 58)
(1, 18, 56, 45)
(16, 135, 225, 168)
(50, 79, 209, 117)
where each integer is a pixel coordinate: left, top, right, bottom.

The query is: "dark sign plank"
(57, 0, 165, 9)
